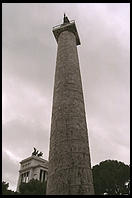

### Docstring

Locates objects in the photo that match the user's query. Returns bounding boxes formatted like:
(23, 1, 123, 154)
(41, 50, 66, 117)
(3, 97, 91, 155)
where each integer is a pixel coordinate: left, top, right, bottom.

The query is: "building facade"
(46, 15, 94, 195)
(16, 155, 48, 192)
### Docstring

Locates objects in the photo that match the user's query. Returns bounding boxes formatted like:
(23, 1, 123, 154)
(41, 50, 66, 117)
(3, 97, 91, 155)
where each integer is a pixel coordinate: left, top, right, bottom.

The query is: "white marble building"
(16, 155, 48, 192)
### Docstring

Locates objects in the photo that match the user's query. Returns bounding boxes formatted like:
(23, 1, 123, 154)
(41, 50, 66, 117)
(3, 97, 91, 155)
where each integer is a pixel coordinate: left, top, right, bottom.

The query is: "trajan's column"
(46, 14, 94, 195)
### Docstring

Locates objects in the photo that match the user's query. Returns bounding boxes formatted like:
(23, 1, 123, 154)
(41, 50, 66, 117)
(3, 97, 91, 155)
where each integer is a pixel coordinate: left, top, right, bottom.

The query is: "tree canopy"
(19, 179, 47, 195)
(2, 179, 46, 195)
(92, 160, 130, 195)
(2, 181, 18, 195)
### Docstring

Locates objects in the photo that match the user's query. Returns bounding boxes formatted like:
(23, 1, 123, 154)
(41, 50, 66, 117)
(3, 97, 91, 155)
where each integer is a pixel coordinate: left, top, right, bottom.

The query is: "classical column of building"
(46, 15, 94, 195)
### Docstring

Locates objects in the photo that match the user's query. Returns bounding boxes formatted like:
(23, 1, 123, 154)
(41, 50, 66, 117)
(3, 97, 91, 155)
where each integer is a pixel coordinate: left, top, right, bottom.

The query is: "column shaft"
(47, 31, 94, 195)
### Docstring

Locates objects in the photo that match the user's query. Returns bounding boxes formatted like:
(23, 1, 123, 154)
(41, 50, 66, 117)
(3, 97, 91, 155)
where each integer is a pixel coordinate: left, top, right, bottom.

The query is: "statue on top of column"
(63, 13, 70, 24)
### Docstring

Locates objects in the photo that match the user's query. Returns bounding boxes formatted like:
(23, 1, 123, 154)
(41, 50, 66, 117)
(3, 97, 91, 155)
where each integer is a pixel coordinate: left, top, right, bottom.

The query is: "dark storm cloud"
(2, 3, 130, 190)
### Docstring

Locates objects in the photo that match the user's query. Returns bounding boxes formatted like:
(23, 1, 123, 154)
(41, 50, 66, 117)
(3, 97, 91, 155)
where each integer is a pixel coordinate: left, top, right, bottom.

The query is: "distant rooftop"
(20, 155, 48, 164)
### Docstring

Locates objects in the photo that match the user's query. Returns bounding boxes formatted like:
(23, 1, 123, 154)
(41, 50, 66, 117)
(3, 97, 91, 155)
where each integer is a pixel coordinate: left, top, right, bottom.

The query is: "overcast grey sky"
(2, 3, 130, 191)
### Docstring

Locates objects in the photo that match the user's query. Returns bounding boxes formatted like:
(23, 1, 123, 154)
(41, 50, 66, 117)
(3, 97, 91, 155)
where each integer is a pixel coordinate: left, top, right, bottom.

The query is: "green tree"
(92, 160, 130, 195)
(2, 181, 18, 195)
(19, 179, 47, 195)
(2, 181, 9, 194)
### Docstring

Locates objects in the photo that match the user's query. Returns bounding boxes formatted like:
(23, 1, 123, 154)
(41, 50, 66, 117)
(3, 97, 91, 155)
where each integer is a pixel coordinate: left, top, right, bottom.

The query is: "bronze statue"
(63, 13, 70, 24)
(32, 147, 43, 157)
(32, 147, 38, 156)
(38, 151, 43, 157)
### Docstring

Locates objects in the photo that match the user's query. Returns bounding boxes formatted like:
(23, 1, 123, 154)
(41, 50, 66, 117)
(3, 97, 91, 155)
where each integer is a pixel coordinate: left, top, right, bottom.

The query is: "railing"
(53, 20, 75, 30)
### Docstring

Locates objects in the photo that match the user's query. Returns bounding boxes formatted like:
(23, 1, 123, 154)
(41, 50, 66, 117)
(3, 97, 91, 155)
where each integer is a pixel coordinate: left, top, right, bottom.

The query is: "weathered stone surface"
(46, 29, 94, 195)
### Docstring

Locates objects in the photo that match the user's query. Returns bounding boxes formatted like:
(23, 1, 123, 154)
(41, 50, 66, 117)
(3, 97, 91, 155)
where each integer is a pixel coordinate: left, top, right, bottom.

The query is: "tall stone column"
(16, 173, 21, 192)
(46, 15, 94, 195)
